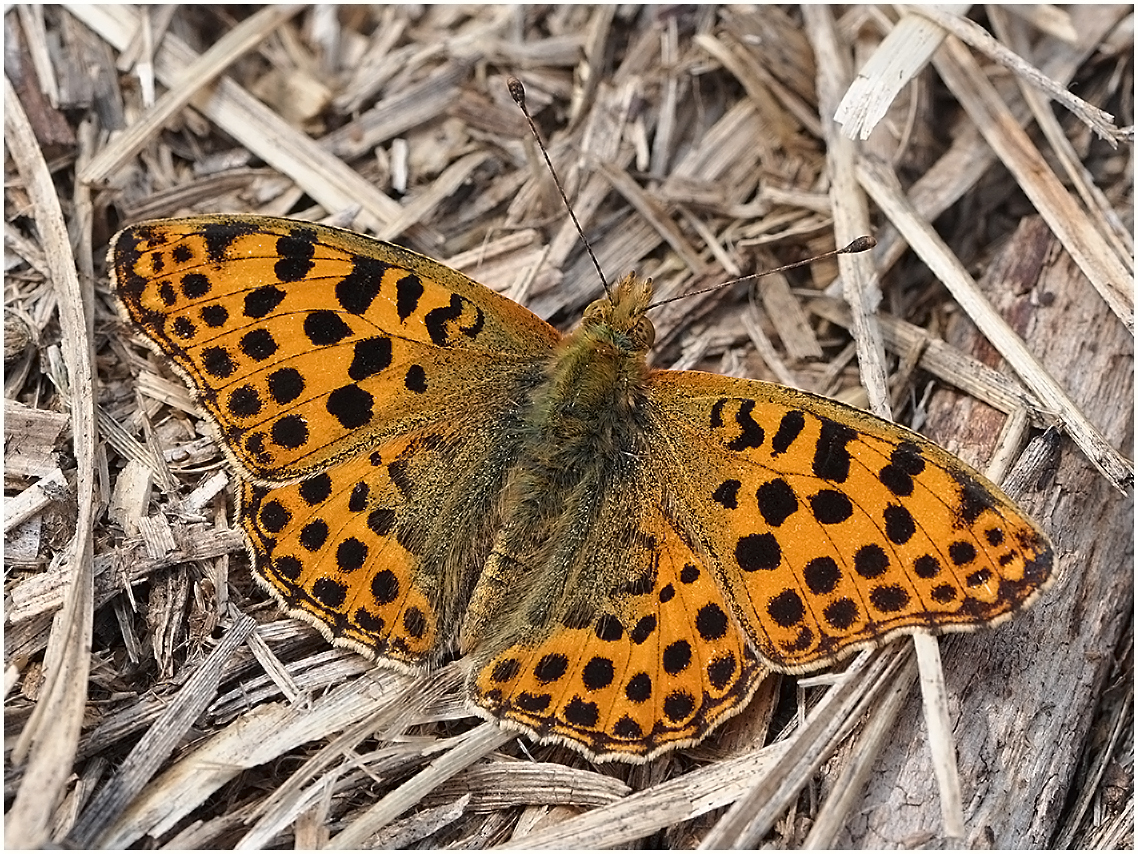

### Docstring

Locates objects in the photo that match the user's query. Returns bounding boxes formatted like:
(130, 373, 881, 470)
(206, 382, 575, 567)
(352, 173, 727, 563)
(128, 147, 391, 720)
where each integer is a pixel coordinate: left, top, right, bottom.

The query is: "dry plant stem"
(1055, 681, 1133, 848)
(79, 5, 304, 185)
(323, 60, 471, 161)
(115, 5, 177, 81)
(98, 405, 179, 493)
(438, 762, 631, 812)
(498, 740, 792, 848)
(4, 77, 97, 850)
(912, 632, 964, 841)
(67, 616, 257, 848)
(90, 670, 414, 847)
(376, 150, 490, 242)
(809, 5, 965, 840)
(837, 220, 1131, 847)
(833, 5, 1126, 295)
(238, 664, 469, 848)
(5, 468, 67, 533)
(856, 157, 1132, 492)
(7, 524, 245, 632)
(67, 5, 413, 238)
(570, 6, 617, 132)
(909, 4, 1124, 142)
(15, 6, 60, 106)
(803, 5, 890, 419)
(742, 303, 801, 388)
(808, 297, 1043, 419)
(989, 7, 1134, 264)
(933, 36, 1134, 332)
(697, 649, 912, 849)
(800, 659, 918, 848)
(326, 724, 513, 849)
(244, 626, 305, 706)
(834, 4, 970, 139)
(595, 159, 706, 275)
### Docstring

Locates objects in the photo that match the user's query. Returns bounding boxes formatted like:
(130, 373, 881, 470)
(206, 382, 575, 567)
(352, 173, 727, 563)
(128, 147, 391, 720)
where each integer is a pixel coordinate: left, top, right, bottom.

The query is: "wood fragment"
(4, 66, 97, 851)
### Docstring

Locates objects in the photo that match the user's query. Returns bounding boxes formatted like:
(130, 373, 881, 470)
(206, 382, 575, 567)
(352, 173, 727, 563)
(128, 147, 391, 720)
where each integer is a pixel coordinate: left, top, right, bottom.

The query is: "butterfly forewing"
(112, 215, 559, 483)
(112, 215, 560, 669)
(647, 371, 1053, 672)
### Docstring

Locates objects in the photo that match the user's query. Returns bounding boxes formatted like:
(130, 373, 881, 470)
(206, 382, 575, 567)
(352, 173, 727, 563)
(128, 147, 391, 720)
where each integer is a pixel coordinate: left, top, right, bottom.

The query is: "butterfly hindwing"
(112, 215, 559, 482)
(468, 470, 769, 762)
(242, 419, 525, 667)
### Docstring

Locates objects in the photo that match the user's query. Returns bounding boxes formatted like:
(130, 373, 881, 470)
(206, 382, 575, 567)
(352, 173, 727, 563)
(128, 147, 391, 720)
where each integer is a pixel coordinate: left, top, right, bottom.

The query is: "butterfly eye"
(633, 316, 656, 350)
(582, 299, 608, 325)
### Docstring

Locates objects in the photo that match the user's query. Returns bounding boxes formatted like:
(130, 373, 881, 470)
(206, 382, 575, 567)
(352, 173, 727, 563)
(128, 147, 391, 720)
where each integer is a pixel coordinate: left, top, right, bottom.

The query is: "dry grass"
(4, 5, 1133, 849)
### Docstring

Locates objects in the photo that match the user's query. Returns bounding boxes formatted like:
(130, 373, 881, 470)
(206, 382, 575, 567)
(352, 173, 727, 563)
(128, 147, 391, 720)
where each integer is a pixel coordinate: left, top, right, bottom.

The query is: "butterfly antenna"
(646, 236, 877, 310)
(508, 76, 611, 298)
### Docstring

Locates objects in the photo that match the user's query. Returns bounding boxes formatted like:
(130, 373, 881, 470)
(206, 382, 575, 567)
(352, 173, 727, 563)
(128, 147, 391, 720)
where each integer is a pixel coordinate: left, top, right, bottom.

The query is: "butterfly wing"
(644, 370, 1054, 672)
(111, 215, 559, 482)
(467, 464, 771, 762)
(112, 215, 561, 667)
(242, 419, 526, 667)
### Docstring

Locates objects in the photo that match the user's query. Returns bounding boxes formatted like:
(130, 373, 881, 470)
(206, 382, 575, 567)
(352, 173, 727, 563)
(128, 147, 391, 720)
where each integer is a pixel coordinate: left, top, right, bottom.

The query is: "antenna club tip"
(507, 76, 526, 107)
(841, 235, 877, 253)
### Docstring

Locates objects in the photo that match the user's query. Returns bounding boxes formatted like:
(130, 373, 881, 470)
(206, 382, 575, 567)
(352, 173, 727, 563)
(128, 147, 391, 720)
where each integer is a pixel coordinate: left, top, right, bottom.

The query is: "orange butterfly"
(111, 215, 1052, 762)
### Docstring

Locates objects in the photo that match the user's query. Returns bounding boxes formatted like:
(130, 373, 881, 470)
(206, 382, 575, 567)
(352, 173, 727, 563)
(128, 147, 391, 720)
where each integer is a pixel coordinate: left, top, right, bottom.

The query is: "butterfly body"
(111, 215, 1052, 762)
(461, 275, 654, 638)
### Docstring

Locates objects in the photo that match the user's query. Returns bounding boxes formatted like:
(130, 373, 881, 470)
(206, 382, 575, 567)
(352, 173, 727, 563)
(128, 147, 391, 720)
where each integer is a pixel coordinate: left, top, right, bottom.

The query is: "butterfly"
(110, 214, 1053, 762)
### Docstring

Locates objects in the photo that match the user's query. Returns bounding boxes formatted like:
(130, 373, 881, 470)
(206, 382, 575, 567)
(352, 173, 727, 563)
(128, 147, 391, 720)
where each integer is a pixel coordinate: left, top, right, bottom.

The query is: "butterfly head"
(580, 273, 656, 354)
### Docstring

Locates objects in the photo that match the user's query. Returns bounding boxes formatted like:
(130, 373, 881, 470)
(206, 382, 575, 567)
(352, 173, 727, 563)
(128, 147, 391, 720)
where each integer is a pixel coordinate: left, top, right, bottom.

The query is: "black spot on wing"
(327, 385, 374, 429)
(275, 227, 317, 282)
(771, 410, 805, 456)
(240, 328, 277, 361)
(756, 478, 798, 526)
(267, 368, 305, 404)
(712, 479, 740, 509)
(813, 418, 856, 482)
(347, 337, 392, 380)
(726, 400, 764, 450)
(180, 273, 210, 299)
(336, 255, 387, 314)
(709, 398, 727, 429)
(305, 310, 353, 346)
(954, 470, 996, 524)
(201, 220, 257, 263)
(244, 285, 286, 319)
(424, 293, 484, 346)
(201, 304, 228, 327)
(396, 274, 424, 321)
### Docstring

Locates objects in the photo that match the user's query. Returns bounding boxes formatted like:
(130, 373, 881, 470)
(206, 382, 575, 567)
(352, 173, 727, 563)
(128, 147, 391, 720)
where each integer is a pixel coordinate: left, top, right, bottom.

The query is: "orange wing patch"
(471, 498, 767, 762)
(648, 372, 1052, 672)
(113, 216, 558, 481)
